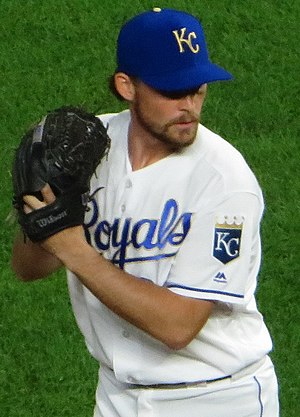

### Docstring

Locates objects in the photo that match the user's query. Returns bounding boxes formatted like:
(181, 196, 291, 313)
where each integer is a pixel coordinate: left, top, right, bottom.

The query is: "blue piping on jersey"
(166, 282, 244, 299)
(254, 376, 264, 417)
(111, 252, 177, 265)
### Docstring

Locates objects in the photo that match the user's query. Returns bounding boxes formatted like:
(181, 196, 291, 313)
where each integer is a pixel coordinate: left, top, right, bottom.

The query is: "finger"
(41, 184, 56, 204)
(23, 194, 46, 210)
(23, 203, 33, 214)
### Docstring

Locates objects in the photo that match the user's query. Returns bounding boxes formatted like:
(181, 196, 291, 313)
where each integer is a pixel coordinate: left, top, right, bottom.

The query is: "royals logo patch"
(213, 216, 244, 264)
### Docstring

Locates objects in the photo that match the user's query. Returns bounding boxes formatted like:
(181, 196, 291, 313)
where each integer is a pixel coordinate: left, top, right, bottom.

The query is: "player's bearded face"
(131, 82, 206, 151)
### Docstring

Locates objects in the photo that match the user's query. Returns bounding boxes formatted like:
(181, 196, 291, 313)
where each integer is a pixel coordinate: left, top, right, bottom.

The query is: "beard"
(133, 103, 200, 152)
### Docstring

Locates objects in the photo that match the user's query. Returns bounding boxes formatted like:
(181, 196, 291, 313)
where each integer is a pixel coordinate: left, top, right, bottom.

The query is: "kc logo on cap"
(172, 28, 200, 54)
(116, 8, 233, 92)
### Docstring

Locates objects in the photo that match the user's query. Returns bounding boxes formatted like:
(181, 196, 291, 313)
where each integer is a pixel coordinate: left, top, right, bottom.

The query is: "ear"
(114, 73, 136, 101)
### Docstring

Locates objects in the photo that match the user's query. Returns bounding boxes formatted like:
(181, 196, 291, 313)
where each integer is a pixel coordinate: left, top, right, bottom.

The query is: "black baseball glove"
(12, 106, 110, 242)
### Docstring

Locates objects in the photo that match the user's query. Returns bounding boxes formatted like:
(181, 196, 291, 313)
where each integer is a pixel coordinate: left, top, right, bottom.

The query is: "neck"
(127, 120, 175, 171)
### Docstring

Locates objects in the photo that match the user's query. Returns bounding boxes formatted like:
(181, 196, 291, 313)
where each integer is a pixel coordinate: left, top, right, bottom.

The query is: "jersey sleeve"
(165, 192, 264, 304)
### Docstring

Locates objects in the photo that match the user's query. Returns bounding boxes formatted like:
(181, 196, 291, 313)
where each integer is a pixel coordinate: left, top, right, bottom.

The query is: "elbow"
(160, 305, 212, 350)
(11, 265, 32, 282)
(11, 259, 25, 281)
(11, 259, 42, 282)
(14, 272, 37, 282)
(166, 340, 189, 351)
(163, 327, 198, 351)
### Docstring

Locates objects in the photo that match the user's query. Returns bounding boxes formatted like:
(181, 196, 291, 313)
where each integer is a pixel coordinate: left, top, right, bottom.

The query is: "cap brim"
(140, 62, 233, 92)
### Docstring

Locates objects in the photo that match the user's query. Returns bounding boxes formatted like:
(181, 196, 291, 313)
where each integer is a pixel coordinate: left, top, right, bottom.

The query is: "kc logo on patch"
(213, 216, 244, 264)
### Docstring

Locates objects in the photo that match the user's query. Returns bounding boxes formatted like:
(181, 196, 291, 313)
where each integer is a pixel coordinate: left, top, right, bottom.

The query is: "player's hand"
(23, 184, 56, 213)
(23, 185, 87, 259)
(12, 106, 110, 244)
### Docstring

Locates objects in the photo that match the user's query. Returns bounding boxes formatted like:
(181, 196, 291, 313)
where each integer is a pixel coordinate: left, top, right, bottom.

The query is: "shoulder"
(193, 124, 262, 195)
(95, 110, 130, 155)
(180, 125, 262, 203)
(96, 110, 130, 133)
(196, 124, 248, 168)
(91, 110, 130, 184)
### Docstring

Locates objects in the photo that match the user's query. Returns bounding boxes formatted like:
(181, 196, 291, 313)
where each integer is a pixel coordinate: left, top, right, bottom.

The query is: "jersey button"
(122, 330, 130, 338)
(121, 204, 126, 212)
(125, 179, 132, 188)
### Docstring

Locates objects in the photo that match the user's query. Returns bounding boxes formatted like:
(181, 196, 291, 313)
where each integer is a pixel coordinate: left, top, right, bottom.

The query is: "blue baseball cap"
(116, 8, 233, 93)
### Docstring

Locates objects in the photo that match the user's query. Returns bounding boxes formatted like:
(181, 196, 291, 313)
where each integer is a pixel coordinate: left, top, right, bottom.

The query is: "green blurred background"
(1, 0, 299, 415)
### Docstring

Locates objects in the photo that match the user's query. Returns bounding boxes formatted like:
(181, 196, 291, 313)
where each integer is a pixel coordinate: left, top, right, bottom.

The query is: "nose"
(178, 93, 199, 111)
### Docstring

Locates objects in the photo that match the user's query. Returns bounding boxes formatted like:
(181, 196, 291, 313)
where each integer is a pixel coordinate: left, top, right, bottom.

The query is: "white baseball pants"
(93, 356, 279, 417)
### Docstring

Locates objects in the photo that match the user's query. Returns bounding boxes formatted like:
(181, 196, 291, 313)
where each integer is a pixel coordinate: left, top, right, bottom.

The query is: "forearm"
(16, 181, 212, 348)
(54, 234, 212, 349)
(11, 231, 63, 281)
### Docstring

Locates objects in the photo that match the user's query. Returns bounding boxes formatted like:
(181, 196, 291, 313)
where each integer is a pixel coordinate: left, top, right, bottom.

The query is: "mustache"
(166, 113, 199, 127)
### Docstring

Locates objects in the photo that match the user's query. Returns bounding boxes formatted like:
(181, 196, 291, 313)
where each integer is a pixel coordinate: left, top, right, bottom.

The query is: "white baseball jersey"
(67, 109, 273, 385)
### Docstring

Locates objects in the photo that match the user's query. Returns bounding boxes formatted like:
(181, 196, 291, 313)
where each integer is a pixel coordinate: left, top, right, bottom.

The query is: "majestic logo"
(213, 217, 244, 264)
(214, 272, 227, 283)
(85, 199, 192, 269)
(172, 27, 200, 53)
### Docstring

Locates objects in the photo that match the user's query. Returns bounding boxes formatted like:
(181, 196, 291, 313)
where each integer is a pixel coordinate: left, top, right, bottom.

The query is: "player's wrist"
(41, 225, 87, 258)
(59, 239, 102, 277)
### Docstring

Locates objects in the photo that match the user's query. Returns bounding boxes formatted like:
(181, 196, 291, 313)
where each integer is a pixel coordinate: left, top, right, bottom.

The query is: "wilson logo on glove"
(36, 210, 68, 228)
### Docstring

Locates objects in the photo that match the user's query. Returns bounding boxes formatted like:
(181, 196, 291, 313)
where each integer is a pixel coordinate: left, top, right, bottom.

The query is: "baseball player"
(12, 8, 279, 417)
